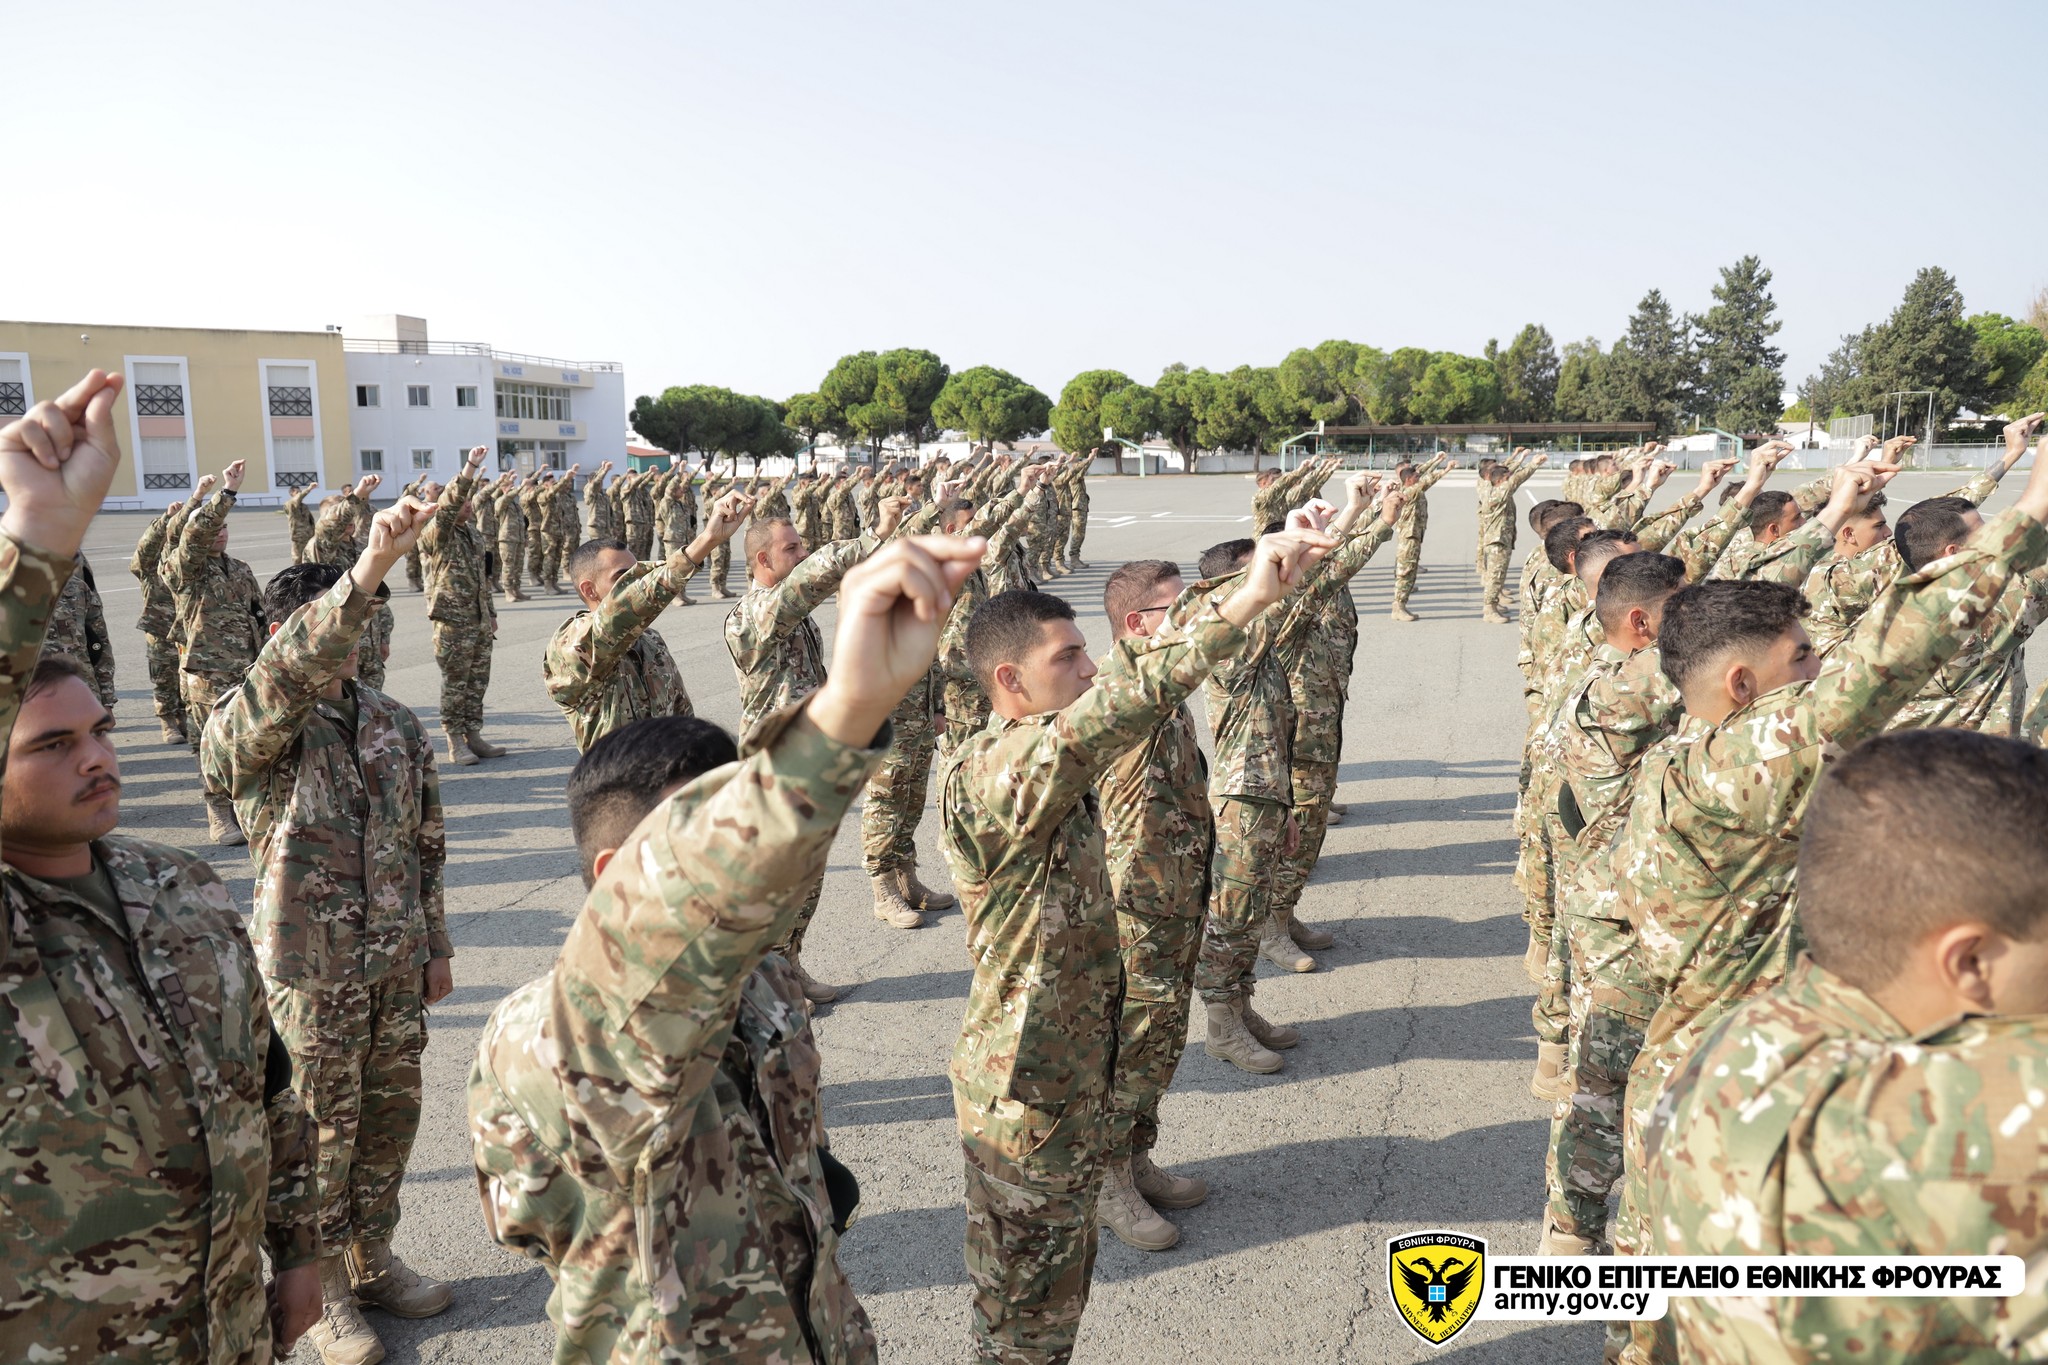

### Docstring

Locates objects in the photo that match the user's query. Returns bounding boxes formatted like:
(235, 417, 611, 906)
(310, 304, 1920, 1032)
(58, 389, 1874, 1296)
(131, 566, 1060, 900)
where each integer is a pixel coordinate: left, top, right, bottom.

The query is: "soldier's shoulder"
(95, 835, 241, 923)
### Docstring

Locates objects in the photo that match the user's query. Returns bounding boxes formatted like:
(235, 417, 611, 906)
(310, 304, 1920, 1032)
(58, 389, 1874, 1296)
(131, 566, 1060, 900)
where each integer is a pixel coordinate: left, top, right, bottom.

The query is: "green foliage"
(1969, 312, 2048, 412)
(1152, 363, 1213, 457)
(1491, 324, 1559, 422)
(1277, 341, 1362, 425)
(813, 348, 951, 458)
(1409, 352, 1501, 423)
(1553, 339, 1610, 422)
(631, 385, 793, 468)
(1599, 291, 1695, 434)
(1358, 347, 1434, 424)
(1190, 366, 1269, 457)
(1781, 400, 1812, 422)
(1693, 255, 1787, 433)
(1051, 369, 1145, 453)
(1841, 268, 1982, 432)
(930, 365, 1050, 446)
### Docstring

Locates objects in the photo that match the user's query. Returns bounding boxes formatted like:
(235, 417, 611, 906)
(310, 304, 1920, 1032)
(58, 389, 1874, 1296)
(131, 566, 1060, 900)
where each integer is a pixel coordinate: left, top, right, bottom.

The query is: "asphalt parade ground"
(81, 469, 2010, 1363)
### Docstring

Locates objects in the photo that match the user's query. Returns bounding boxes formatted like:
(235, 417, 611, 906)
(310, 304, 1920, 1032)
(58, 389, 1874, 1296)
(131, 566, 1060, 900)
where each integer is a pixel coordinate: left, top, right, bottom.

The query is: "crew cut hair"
(1745, 490, 1797, 536)
(566, 537, 631, 585)
(263, 562, 346, 626)
(1103, 560, 1182, 640)
(1543, 516, 1597, 573)
(566, 715, 739, 887)
(744, 516, 796, 563)
(1198, 539, 1255, 581)
(1893, 496, 1977, 574)
(1593, 553, 1688, 635)
(964, 590, 1077, 690)
(1657, 580, 1809, 693)
(1572, 528, 1639, 580)
(1532, 500, 1583, 536)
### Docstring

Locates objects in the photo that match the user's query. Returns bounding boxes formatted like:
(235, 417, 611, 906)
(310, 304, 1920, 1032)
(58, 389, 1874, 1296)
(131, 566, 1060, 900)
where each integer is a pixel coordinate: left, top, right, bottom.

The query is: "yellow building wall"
(0, 320, 352, 504)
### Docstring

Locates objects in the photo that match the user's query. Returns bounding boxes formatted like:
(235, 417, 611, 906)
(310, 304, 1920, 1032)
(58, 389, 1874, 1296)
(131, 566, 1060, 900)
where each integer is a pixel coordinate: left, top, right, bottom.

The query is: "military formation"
(8, 360, 2048, 1365)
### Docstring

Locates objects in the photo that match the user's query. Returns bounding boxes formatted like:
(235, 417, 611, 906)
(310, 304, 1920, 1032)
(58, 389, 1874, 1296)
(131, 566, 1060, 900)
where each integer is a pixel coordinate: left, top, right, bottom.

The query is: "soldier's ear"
(591, 847, 620, 880)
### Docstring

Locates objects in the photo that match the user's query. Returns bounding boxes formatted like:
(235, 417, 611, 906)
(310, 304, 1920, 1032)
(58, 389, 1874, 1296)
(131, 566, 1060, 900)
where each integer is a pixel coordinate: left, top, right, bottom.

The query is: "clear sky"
(11, 0, 2043, 410)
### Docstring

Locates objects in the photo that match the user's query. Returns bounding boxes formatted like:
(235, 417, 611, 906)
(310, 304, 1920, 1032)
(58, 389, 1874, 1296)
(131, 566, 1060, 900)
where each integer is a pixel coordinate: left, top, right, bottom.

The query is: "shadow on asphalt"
(1314, 839, 1518, 880)
(1335, 757, 1516, 782)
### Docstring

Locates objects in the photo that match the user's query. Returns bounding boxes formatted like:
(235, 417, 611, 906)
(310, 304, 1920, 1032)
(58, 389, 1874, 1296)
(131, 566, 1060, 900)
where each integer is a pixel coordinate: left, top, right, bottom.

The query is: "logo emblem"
(1388, 1230, 1485, 1347)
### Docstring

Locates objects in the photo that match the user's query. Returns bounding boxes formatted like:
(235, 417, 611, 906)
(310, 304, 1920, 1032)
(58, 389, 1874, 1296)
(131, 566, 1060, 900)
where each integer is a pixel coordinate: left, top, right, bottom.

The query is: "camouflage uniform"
(936, 489, 1035, 761)
(1391, 461, 1451, 611)
(522, 482, 551, 587)
(1063, 459, 1091, 567)
(1249, 460, 1325, 529)
(44, 551, 116, 707)
(583, 470, 619, 541)
(1476, 462, 1540, 610)
(285, 483, 315, 562)
(544, 551, 698, 751)
(655, 470, 696, 562)
(789, 478, 823, 545)
(419, 471, 497, 740)
(131, 504, 190, 733)
(827, 477, 862, 541)
(494, 483, 528, 598)
(1646, 955, 2048, 1362)
(551, 473, 581, 568)
(702, 472, 736, 596)
(201, 573, 451, 1254)
(399, 478, 428, 592)
(470, 705, 882, 1364)
(304, 490, 396, 691)
(0, 532, 319, 1364)
(625, 472, 658, 560)
(859, 661, 939, 878)
(162, 486, 264, 757)
(941, 598, 1246, 1363)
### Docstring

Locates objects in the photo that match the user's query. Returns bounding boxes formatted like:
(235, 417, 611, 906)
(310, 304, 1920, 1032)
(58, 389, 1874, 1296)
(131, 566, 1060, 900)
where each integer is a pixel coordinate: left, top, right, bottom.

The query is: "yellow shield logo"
(1387, 1230, 1485, 1347)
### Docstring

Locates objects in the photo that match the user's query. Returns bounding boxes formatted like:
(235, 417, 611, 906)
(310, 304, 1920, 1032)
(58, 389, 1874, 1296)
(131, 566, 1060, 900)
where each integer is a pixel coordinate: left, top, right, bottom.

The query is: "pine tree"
(1692, 256, 1786, 433)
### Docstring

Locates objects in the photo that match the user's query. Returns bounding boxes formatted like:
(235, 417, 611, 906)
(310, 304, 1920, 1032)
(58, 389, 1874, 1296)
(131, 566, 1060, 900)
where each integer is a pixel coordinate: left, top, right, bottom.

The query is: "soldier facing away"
(417, 447, 506, 768)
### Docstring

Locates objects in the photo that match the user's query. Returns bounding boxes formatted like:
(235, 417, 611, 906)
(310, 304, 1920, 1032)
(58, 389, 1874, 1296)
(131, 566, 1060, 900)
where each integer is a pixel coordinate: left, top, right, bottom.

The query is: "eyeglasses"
(1132, 605, 1172, 616)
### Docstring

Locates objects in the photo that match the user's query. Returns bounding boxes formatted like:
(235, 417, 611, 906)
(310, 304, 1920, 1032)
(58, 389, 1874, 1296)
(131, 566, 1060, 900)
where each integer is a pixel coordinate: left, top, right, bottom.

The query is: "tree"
(1968, 312, 2048, 413)
(630, 384, 746, 462)
(1276, 341, 1362, 425)
(872, 347, 950, 446)
(1846, 268, 1982, 433)
(1357, 347, 1434, 424)
(1052, 369, 1146, 453)
(930, 365, 1050, 446)
(782, 390, 841, 469)
(1798, 331, 1868, 425)
(1152, 363, 1214, 460)
(1553, 338, 1610, 421)
(1693, 255, 1786, 433)
(1490, 325, 1559, 422)
(1599, 290, 1695, 433)
(1190, 365, 1267, 458)
(1409, 352, 1502, 423)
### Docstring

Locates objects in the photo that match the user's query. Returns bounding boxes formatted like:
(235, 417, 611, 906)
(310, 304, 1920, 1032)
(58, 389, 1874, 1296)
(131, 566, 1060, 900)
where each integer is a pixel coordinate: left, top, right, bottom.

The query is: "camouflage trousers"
(498, 535, 525, 594)
(624, 520, 654, 561)
(1531, 812, 1580, 1048)
(1513, 769, 1556, 935)
(1271, 759, 1337, 919)
(1479, 542, 1512, 609)
(291, 525, 314, 563)
(1064, 504, 1087, 564)
(774, 872, 826, 960)
(1392, 528, 1424, 607)
(526, 533, 546, 586)
(1544, 911, 1654, 1245)
(144, 633, 184, 730)
(1109, 853, 1208, 1162)
(709, 541, 733, 595)
(358, 602, 393, 692)
(956, 1087, 1106, 1365)
(268, 971, 426, 1248)
(543, 533, 572, 588)
(860, 676, 937, 876)
(432, 617, 493, 736)
(404, 546, 424, 593)
(1194, 796, 1288, 1005)
(938, 680, 992, 762)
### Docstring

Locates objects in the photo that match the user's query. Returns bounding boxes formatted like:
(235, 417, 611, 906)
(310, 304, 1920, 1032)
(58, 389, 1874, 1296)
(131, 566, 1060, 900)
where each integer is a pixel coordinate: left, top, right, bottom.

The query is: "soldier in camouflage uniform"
(934, 468, 1053, 762)
(1645, 727, 2048, 1363)
(419, 448, 505, 768)
(1389, 453, 1451, 621)
(305, 473, 397, 693)
(518, 472, 550, 590)
(397, 477, 428, 593)
(581, 459, 618, 541)
(700, 461, 738, 597)
(285, 480, 316, 561)
(543, 491, 750, 751)
(654, 465, 696, 571)
(494, 473, 530, 601)
(202, 495, 457, 1364)
(790, 470, 825, 545)
(622, 466, 658, 559)
(0, 370, 324, 1364)
(1061, 449, 1093, 570)
(43, 548, 116, 708)
(162, 458, 265, 844)
(1475, 449, 1545, 622)
(130, 497, 190, 742)
(1249, 454, 1336, 529)
(828, 470, 863, 541)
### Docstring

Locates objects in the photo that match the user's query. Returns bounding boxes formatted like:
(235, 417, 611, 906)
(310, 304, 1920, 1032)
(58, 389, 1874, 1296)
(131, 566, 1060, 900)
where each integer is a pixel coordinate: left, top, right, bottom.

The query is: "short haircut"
(567, 537, 631, 584)
(1260, 520, 1286, 536)
(263, 562, 345, 626)
(1801, 728, 2048, 990)
(1572, 528, 1640, 580)
(1657, 580, 1809, 693)
(1198, 539, 1255, 580)
(23, 653, 97, 705)
(1528, 498, 1562, 533)
(965, 590, 1077, 689)
(1255, 470, 1278, 487)
(1593, 552, 1688, 635)
(1484, 463, 1512, 484)
(1894, 496, 1977, 573)
(1103, 560, 1182, 640)
(744, 516, 795, 562)
(566, 715, 739, 887)
(1534, 500, 1583, 537)
(1568, 458, 1587, 473)
(940, 497, 975, 526)
(1543, 516, 1597, 573)
(1745, 490, 1796, 535)
(1846, 489, 1888, 520)
(1718, 480, 1744, 506)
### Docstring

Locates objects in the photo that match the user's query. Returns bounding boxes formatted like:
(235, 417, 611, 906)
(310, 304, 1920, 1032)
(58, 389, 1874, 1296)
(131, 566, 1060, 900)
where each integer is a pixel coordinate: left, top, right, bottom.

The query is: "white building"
(341, 315, 627, 482)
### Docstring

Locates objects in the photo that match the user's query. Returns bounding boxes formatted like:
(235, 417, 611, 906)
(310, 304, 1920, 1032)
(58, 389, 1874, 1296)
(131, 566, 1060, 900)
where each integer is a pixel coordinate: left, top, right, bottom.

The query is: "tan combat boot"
(1098, 1158, 1179, 1251)
(871, 874, 924, 929)
(160, 720, 186, 745)
(348, 1238, 453, 1319)
(1288, 916, 1335, 951)
(1241, 998, 1300, 1050)
(1538, 1209, 1602, 1256)
(1531, 1040, 1569, 1102)
(1132, 1152, 1208, 1209)
(1523, 933, 1549, 984)
(443, 729, 479, 767)
(465, 732, 507, 759)
(1258, 913, 1315, 973)
(1326, 802, 1349, 817)
(790, 954, 842, 1004)
(1483, 605, 1510, 624)
(899, 861, 957, 911)
(1204, 1001, 1283, 1074)
(304, 1252, 384, 1365)
(1391, 602, 1419, 622)
(205, 794, 246, 847)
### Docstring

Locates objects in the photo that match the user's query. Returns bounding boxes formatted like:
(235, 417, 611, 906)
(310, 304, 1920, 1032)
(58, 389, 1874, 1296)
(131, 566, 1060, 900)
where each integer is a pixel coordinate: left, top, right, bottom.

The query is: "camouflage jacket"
(941, 599, 1246, 1108)
(201, 574, 451, 984)
(307, 489, 368, 566)
(285, 484, 315, 556)
(1520, 563, 1589, 699)
(983, 484, 1051, 594)
(1609, 506, 2048, 1062)
(1395, 462, 1450, 535)
(1886, 564, 2048, 737)
(623, 475, 656, 528)
(45, 553, 116, 705)
(585, 475, 620, 539)
(0, 532, 318, 1364)
(420, 470, 495, 626)
(163, 487, 264, 677)
(1278, 520, 1395, 764)
(129, 505, 183, 635)
(1646, 956, 2048, 1362)
(1803, 539, 1902, 657)
(495, 485, 529, 542)
(656, 474, 695, 542)
(1251, 462, 1324, 528)
(469, 705, 883, 1365)
(1554, 644, 1684, 861)
(825, 480, 860, 540)
(1097, 701, 1212, 907)
(548, 477, 578, 536)
(1711, 513, 1836, 586)
(1667, 495, 1747, 583)
(790, 481, 826, 543)
(519, 485, 551, 540)
(1476, 463, 1540, 548)
(724, 536, 874, 735)
(544, 555, 697, 751)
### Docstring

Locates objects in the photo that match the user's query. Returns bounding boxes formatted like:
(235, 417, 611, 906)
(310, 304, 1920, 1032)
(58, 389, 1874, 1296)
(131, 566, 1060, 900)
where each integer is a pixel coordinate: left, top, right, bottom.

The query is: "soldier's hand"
(167, 499, 185, 515)
(464, 446, 489, 476)
(353, 496, 436, 593)
(423, 958, 453, 1004)
(809, 534, 987, 746)
(696, 491, 753, 546)
(271, 1262, 321, 1353)
(1284, 812, 1301, 856)
(0, 369, 127, 560)
(1224, 527, 1338, 625)
(2003, 413, 2045, 461)
(1344, 471, 1374, 506)
(1695, 457, 1737, 495)
(196, 472, 219, 495)
(875, 495, 909, 538)
(1381, 486, 1407, 525)
(1882, 434, 1917, 463)
(219, 458, 246, 492)
(1852, 433, 1881, 461)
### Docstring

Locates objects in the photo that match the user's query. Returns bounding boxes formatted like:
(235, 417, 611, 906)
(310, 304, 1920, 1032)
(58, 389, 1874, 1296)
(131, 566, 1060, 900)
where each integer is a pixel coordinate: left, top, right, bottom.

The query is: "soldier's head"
(1530, 499, 1580, 536)
(566, 538, 637, 610)
(1836, 490, 1890, 557)
(263, 563, 372, 685)
(940, 497, 976, 534)
(1592, 454, 1617, 474)
(566, 715, 740, 887)
(1395, 462, 1418, 485)
(1593, 552, 1687, 650)
(1746, 490, 1805, 545)
(1197, 539, 1255, 581)
(1657, 580, 1817, 724)
(2, 655, 121, 868)
(967, 590, 1094, 717)
(1801, 728, 2048, 1025)
(1571, 528, 1640, 596)
(1103, 560, 1184, 642)
(745, 517, 805, 586)
(1894, 496, 1982, 573)
(1542, 516, 1597, 574)
(1476, 458, 1499, 481)
(1255, 470, 1279, 489)
(1483, 462, 1513, 486)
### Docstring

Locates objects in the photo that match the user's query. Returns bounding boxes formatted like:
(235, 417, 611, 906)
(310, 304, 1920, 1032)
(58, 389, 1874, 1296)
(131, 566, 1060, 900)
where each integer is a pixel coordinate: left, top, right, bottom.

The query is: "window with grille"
(357, 384, 380, 408)
(0, 358, 25, 417)
(265, 363, 321, 489)
(361, 449, 384, 471)
(132, 360, 192, 489)
(408, 385, 431, 408)
(268, 385, 313, 416)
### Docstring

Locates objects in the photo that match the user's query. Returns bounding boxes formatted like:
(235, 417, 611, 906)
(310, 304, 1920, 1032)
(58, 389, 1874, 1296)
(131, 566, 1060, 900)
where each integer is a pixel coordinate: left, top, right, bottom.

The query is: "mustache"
(78, 776, 121, 801)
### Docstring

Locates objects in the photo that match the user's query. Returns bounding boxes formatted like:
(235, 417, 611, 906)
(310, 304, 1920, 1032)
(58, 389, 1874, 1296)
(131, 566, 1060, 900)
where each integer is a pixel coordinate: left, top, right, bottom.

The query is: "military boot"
(304, 1253, 384, 1365)
(465, 732, 507, 759)
(1538, 1210, 1602, 1256)
(1098, 1158, 1179, 1251)
(898, 862, 957, 912)
(348, 1239, 452, 1318)
(1326, 802, 1349, 817)
(1531, 1040, 1569, 1102)
(1391, 602, 1419, 622)
(871, 874, 924, 929)
(1288, 915, 1335, 951)
(1241, 998, 1301, 1050)
(1483, 605, 1510, 624)
(443, 729, 479, 767)
(1258, 913, 1316, 972)
(790, 955, 841, 1004)
(1204, 1001, 1283, 1074)
(1132, 1152, 1208, 1209)
(160, 719, 186, 745)
(205, 794, 246, 847)
(1523, 933, 1549, 984)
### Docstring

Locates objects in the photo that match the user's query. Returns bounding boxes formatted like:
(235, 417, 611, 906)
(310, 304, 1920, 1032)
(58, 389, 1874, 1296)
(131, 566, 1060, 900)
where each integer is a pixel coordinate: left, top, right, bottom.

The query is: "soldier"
(623, 465, 658, 559)
(1249, 454, 1335, 528)
(702, 460, 739, 597)
(581, 459, 619, 541)
(285, 480, 316, 561)
(1389, 453, 1452, 622)
(202, 496, 457, 1365)
(544, 490, 751, 751)
(555, 463, 582, 561)
(44, 548, 116, 708)
(521, 470, 552, 590)
(495, 472, 530, 601)
(941, 531, 1331, 1362)
(130, 497, 190, 742)
(828, 469, 863, 541)
(1646, 726, 2048, 1361)
(398, 476, 427, 592)
(0, 369, 322, 1363)
(1475, 449, 1546, 622)
(791, 469, 827, 545)
(161, 457, 264, 845)
(419, 447, 505, 767)
(654, 466, 697, 591)
(306, 473, 398, 693)
(1061, 448, 1093, 571)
